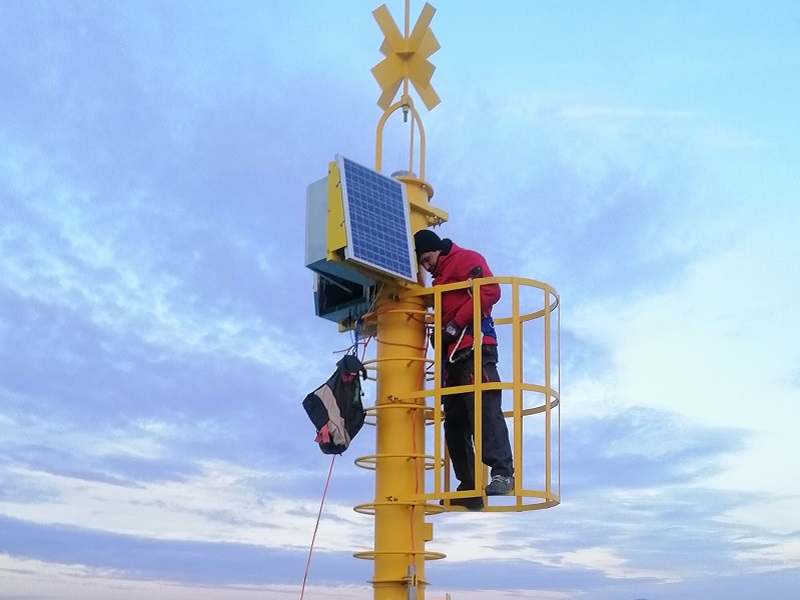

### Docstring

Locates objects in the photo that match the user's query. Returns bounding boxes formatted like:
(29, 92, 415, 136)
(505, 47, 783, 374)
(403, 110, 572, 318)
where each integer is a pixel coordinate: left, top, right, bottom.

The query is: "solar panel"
(338, 155, 417, 282)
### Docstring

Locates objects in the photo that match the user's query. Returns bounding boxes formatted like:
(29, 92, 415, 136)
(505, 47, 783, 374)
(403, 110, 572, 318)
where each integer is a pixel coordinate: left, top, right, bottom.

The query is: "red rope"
(299, 454, 336, 600)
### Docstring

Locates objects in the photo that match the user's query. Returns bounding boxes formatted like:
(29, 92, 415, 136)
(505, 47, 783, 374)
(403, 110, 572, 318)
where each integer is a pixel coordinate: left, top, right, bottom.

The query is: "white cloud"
(0, 458, 370, 549)
(567, 208, 800, 503)
(733, 538, 800, 572)
(558, 546, 678, 581)
(0, 141, 315, 379)
(438, 589, 573, 600)
(0, 555, 374, 600)
(0, 553, 579, 600)
(718, 494, 800, 540)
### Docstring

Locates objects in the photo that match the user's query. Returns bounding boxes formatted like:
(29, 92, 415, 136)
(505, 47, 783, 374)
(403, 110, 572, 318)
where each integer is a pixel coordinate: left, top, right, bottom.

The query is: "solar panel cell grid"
(339, 156, 416, 281)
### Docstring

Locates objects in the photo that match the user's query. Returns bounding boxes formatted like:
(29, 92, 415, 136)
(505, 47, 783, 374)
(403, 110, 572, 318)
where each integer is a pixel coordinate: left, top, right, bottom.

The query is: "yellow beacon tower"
(304, 3, 561, 600)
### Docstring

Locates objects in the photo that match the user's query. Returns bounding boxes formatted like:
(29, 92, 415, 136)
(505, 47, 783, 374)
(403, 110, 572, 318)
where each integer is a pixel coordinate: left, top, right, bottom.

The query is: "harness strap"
(448, 316, 497, 364)
(463, 316, 497, 340)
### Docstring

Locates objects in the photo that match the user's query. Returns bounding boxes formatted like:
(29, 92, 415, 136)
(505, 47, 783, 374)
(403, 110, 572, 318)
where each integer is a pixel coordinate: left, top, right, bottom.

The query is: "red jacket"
(432, 240, 501, 355)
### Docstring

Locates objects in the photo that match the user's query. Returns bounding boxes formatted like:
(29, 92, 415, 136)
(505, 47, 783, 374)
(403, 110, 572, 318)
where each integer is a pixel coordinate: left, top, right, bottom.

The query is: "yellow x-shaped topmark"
(371, 3, 441, 111)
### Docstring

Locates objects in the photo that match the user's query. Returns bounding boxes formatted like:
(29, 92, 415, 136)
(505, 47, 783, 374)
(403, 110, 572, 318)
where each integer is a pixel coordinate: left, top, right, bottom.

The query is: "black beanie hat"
(414, 229, 443, 261)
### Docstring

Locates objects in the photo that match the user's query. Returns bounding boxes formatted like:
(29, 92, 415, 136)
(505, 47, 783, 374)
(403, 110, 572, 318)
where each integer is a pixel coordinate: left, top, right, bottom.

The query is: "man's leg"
(443, 392, 475, 490)
(441, 357, 485, 510)
(479, 346, 514, 495)
(480, 386, 513, 477)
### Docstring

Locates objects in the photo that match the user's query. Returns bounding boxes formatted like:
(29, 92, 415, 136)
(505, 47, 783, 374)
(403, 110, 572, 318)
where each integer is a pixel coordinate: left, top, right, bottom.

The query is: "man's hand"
(441, 320, 461, 348)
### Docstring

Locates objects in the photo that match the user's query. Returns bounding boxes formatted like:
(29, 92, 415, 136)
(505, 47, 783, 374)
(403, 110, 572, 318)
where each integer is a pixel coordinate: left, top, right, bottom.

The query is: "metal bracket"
(405, 565, 418, 600)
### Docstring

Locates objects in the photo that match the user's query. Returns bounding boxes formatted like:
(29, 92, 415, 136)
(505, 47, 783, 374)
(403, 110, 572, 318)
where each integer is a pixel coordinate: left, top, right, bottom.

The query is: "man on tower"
(414, 229, 514, 510)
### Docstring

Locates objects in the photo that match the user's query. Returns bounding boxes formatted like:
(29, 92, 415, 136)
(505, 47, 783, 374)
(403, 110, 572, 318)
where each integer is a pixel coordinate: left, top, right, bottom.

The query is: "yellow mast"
(367, 3, 443, 598)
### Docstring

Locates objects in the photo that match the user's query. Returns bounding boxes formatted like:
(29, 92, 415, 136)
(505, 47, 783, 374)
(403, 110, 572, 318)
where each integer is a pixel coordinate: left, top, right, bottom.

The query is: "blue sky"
(2, 1, 800, 599)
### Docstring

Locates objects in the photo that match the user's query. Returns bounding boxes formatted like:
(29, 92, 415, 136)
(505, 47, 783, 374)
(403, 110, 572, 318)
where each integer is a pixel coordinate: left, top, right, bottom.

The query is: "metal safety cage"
(356, 276, 560, 513)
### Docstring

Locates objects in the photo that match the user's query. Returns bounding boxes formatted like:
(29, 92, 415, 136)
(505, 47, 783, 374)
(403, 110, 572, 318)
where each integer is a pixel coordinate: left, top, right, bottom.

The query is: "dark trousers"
(443, 344, 513, 490)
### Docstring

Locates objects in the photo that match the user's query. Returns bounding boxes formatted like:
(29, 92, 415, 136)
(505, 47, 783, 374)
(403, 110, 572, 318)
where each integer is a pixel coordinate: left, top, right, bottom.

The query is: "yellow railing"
(357, 276, 561, 514)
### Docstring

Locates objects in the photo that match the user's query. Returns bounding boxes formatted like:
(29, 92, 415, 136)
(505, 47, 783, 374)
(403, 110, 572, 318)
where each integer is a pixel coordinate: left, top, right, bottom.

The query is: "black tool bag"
(302, 354, 367, 454)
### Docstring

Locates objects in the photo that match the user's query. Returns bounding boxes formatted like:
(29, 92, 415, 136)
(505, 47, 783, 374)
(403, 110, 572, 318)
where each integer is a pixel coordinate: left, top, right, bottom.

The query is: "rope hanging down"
(299, 453, 336, 600)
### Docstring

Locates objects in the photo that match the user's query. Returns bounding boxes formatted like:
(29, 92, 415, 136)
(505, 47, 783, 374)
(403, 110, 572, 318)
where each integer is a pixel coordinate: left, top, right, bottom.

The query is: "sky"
(2, 1, 800, 599)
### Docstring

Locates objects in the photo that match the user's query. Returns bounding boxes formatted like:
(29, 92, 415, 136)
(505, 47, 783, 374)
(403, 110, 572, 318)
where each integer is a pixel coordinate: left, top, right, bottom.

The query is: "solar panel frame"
(337, 155, 418, 282)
